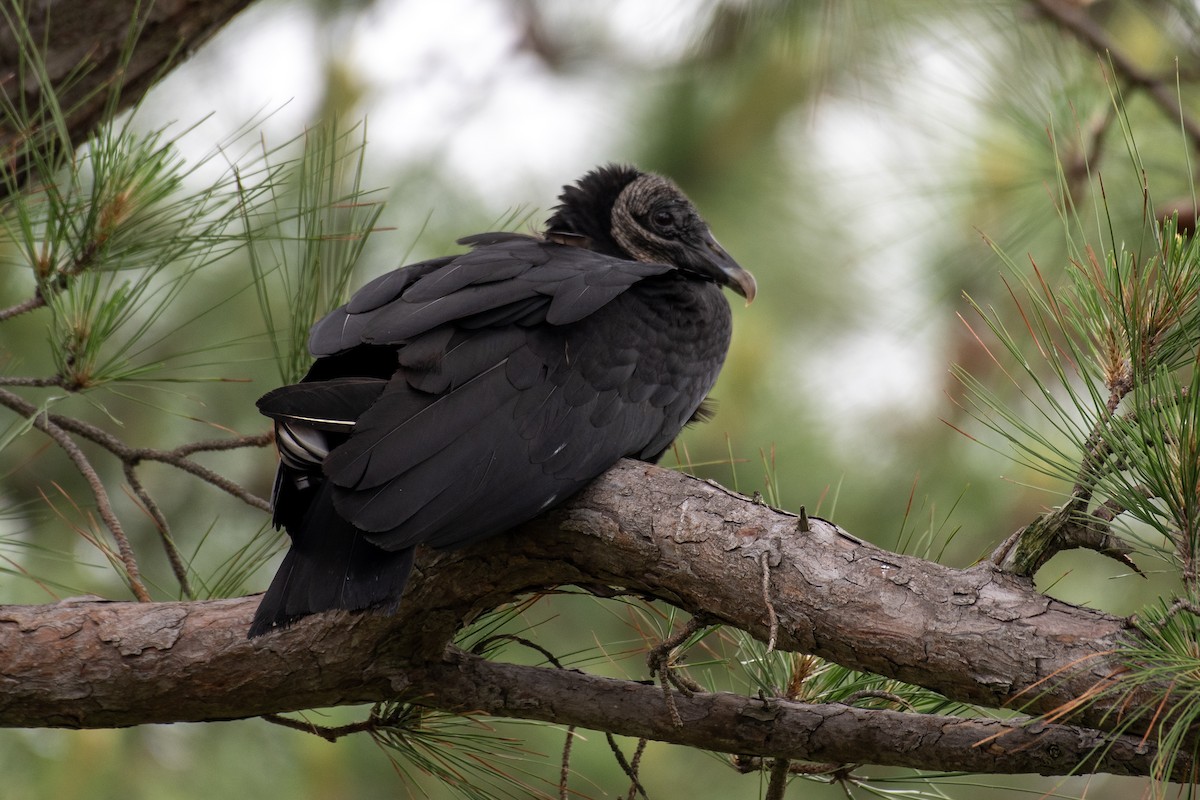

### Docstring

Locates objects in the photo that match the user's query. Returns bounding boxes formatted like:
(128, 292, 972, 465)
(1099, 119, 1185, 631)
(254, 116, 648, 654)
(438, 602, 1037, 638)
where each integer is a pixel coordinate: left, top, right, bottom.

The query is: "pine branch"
(0, 461, 1170, 778)
(0, 387, 150, 600)
(0, 385, 271, 600)
(0, 0, 254, 191)
(426, 650, 1189, 782)
(1032, 0, 1200, 150)
(0, 386, 271, 513)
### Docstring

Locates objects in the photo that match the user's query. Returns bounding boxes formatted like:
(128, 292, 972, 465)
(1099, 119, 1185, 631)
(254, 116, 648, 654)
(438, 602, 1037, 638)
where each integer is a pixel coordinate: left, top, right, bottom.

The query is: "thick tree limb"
(0, 461, 1166, 778)
(0, 0, 253, 185)
(424, 650, 1189, 782)
(0, 0, 1182, 784)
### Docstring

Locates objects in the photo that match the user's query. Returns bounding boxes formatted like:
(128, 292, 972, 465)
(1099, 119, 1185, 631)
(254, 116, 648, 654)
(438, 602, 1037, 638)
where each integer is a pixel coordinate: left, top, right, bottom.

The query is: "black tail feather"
(249, 482, 416, 638)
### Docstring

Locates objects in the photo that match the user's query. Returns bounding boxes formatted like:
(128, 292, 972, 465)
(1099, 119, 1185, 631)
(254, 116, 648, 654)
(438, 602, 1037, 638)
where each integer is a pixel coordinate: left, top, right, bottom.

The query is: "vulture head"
(545, 164, 757, 303)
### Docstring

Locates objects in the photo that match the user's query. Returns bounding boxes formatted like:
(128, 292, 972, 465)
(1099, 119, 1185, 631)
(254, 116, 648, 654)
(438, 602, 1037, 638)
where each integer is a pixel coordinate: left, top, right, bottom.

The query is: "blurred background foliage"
(2, 0, 1200, 797)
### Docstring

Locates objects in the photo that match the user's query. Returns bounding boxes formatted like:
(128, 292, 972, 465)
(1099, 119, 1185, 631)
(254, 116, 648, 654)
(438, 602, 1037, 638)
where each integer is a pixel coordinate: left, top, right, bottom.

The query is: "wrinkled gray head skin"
(611, 173, 756, 302)
(545, 165, 756, 302)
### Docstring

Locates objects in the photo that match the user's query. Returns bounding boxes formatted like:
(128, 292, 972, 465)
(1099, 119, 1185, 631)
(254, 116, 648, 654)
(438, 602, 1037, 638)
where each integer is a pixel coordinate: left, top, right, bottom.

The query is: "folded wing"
(251, 233, 726, 635)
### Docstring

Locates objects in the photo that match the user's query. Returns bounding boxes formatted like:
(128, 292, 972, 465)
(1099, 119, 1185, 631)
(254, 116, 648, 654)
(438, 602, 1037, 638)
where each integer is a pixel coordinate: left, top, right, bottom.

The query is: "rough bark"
(0, 461, 1172, 779)
(426, 650, 1185, 781)
(0, 0, 1183, 783)
(0, 0, 252, 185)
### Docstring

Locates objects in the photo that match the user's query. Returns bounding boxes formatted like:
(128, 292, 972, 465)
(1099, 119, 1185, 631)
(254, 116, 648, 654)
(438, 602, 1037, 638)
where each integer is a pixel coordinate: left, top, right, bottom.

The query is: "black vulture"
(249, 164, 755, 638)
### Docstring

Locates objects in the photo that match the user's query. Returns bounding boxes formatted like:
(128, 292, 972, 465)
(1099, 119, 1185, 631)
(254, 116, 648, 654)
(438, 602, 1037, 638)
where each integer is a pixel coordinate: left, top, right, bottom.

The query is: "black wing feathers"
(248, 481, 415, 638)
(258, 377, 388, 428)
(251, 230, 733, 636)
(311, 236, 671, 354)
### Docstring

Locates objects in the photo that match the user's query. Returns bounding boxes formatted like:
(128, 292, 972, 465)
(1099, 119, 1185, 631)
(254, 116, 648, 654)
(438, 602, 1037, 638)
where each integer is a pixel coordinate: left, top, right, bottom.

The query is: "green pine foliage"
(8, 2, 1200, 799)
(955, 119, 1200, 793)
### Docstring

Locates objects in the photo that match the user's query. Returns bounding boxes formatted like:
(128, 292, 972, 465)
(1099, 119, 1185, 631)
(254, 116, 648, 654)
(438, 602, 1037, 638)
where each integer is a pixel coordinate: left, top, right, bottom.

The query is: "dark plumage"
(249, 164, 755, 638)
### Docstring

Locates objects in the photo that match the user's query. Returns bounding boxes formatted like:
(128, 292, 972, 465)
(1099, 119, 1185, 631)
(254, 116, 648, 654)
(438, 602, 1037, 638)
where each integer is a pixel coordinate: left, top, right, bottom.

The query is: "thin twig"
(658, 672, 683, 728)
(0, 375, 65, 386)
(559, 726, 576, 800)
(169, 434, 277, 457)
(123, 463, 193, 599)
(0, 387, 150, 601)
(605, 732, 649, 800)
(646, 614, 711, 727)
(624, 738, 648, 800)
(471, 633, 563, 665)
(0, 294, 46, 322)
(1032, 0, 1200, 151)
(148, 454, 271, 513)
(760, 551, 778, 654)
(0, 200, 123, 323)
(1148, 598, 1200, 630)
(261, 712, 378, 742)
(32, 407, 272, 511)
(0, 382, 273, 599)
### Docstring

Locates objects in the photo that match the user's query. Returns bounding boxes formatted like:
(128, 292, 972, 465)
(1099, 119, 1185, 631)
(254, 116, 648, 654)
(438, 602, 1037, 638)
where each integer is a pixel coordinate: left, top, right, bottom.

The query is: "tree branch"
(0, 0, 254, 189)
(0, 0, 1186, 785)
(0, 388, 150, 601)
(0, 461, 1166, 778)
(421, 649, 1190, 782)
(1032, 0, 1200, 151)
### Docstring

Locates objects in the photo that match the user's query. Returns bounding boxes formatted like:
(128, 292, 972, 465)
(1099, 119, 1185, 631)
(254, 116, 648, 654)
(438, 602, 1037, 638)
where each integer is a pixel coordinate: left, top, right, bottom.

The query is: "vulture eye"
(650, 208, 676, 233)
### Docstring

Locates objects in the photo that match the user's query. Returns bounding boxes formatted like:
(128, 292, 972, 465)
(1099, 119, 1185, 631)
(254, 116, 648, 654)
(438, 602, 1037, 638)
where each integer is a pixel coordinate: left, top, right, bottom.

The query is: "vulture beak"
(693, 231, 757, 304)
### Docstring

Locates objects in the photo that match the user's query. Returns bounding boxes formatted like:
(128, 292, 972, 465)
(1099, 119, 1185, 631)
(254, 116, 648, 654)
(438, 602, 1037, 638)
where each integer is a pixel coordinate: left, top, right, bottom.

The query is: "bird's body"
(250, 165, 754, 637)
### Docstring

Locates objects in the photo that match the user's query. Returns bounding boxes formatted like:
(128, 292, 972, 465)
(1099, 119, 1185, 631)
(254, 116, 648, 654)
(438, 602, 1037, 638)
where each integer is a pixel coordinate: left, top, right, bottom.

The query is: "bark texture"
(0, 461, 1171, 778)
(0, 0, 252, 184)
(0, 0, 1182, 783)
